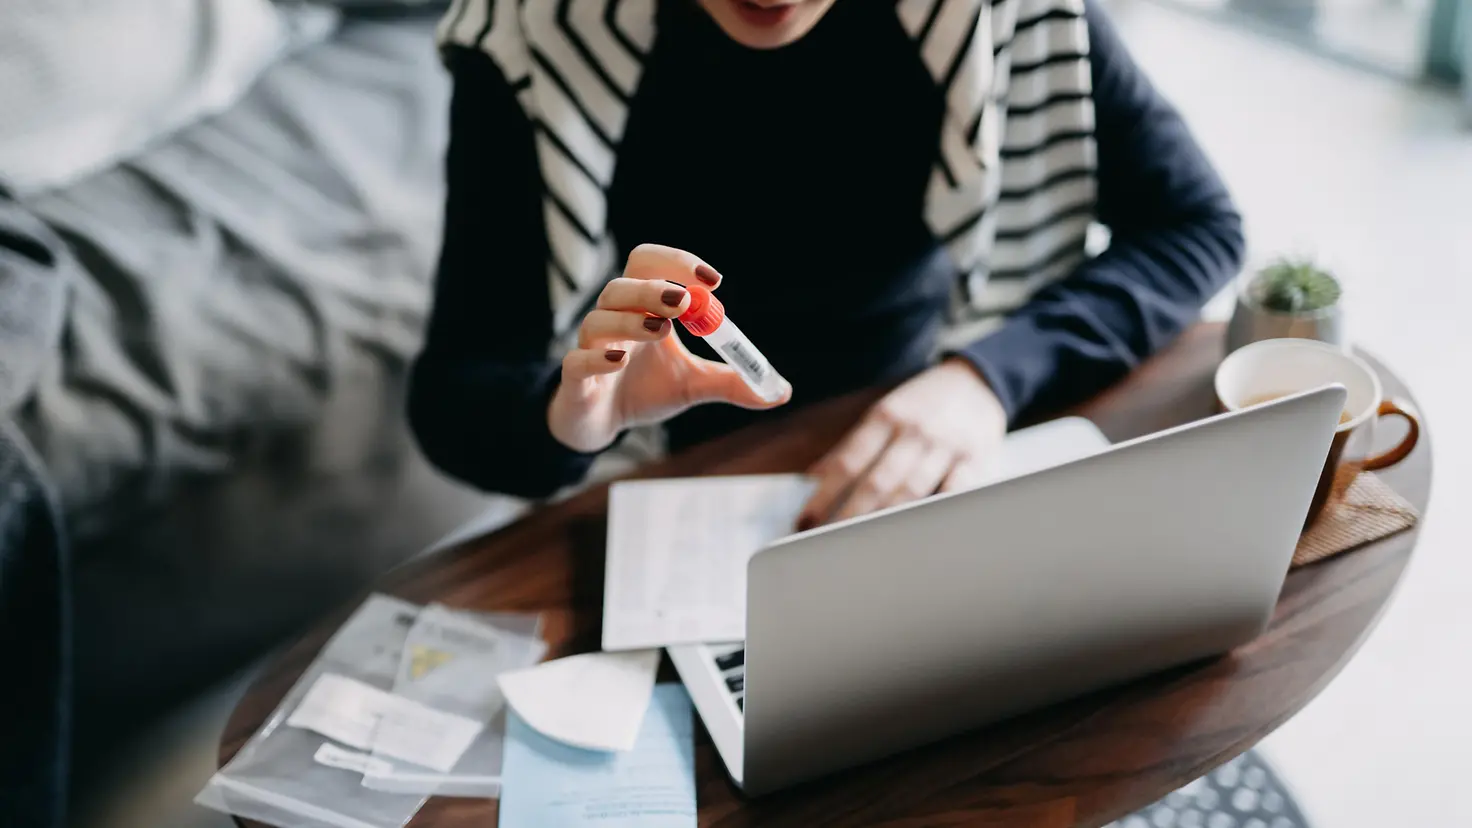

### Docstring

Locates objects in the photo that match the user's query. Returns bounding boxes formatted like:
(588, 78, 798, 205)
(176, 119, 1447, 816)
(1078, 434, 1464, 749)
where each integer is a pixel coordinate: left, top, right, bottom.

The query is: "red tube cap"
(678, 283, 726, 337)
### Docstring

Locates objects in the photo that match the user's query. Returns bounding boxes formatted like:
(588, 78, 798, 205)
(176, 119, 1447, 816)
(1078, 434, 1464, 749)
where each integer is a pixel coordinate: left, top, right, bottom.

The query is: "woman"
(410, 0, 1243, 527)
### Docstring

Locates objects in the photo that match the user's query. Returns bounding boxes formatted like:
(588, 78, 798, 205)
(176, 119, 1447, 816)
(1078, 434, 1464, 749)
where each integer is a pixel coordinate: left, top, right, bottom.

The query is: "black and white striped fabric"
(437, 0, 1097, 335)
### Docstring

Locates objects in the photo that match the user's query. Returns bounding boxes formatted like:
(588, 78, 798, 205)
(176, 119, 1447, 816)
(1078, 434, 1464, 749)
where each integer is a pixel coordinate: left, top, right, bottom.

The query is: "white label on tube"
(703, 317, 785, 402)
(718, 338, 769, 382)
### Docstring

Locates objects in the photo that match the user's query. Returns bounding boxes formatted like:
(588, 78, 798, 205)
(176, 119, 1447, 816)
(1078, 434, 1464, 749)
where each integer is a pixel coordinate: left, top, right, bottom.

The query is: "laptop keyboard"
(710, 644, 746, 713)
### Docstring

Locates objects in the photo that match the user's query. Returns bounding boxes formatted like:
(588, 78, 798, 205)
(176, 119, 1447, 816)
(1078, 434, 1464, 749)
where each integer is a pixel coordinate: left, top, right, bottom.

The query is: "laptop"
(668, 385, 1346, 795)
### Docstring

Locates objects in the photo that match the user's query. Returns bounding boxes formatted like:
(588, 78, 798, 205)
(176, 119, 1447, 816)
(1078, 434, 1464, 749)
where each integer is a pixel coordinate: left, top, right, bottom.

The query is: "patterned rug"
(1107, 751, 1312, 828)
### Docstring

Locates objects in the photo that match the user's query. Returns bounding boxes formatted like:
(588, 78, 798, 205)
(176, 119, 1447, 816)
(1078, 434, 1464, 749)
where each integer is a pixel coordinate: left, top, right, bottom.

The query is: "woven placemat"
(1292, 472, 1419, 568)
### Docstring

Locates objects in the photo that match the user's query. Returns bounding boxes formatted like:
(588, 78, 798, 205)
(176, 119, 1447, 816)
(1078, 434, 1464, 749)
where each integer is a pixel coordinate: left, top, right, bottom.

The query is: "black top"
(408, 0, 1244, 498)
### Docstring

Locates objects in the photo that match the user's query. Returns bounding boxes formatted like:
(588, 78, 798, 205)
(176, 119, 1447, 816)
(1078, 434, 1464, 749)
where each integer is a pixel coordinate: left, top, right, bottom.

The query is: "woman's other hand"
(548, 244, 792, 452)
(797, 359, 1006, 529)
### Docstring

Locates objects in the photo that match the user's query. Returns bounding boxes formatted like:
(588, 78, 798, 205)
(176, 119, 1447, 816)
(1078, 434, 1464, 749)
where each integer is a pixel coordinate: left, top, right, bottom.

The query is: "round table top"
(221, 323, 1433, 828)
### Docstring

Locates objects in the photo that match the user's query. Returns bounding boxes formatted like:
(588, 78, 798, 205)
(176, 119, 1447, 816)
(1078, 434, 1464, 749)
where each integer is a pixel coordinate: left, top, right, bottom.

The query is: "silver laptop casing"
(734, 387, 1345, 795)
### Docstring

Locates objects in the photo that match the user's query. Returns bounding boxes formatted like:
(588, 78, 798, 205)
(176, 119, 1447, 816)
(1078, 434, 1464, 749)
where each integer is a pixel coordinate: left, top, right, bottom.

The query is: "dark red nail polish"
(661, 287, 686, 307)
(604, 349, 626, 362)
(695, 264, 720, 285)
(643, 317, 665, 332)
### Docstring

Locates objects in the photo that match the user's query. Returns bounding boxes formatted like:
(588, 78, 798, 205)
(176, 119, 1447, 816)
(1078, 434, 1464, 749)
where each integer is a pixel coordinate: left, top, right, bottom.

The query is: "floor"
(73, 3, 1472, 827)
(1111, 1, 1472, 826)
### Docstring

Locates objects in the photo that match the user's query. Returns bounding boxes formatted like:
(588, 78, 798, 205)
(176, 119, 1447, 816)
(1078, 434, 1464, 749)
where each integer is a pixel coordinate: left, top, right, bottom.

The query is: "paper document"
(498, 649, 661, 752)
(499, 683, 696, 828)
(603, 474, 817, 650)
(285, 673, 484, 773)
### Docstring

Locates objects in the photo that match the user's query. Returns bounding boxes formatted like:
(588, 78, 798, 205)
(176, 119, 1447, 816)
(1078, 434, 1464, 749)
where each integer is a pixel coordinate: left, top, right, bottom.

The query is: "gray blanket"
(6, 16, 449, 539)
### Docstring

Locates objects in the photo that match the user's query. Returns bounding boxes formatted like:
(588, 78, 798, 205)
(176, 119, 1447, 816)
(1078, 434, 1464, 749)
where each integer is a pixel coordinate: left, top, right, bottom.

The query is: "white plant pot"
(1224, 279, 1345, 355)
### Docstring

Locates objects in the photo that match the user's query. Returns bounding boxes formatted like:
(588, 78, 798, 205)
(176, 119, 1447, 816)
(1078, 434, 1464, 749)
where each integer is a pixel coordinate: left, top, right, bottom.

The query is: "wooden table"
(221, 323, 1433, 827)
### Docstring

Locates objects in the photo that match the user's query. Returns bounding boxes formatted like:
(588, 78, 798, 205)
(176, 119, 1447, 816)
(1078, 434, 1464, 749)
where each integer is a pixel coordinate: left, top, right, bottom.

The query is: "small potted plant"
(1225, 256, 1345, 354)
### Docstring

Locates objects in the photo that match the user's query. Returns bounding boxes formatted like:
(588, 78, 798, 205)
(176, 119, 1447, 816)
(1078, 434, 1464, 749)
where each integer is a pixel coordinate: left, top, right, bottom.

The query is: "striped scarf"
(437, 0, 1097, 335)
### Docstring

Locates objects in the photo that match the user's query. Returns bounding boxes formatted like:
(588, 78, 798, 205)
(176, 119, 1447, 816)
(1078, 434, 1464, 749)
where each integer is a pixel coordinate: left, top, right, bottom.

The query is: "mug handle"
(1363, 398, 1421, 471)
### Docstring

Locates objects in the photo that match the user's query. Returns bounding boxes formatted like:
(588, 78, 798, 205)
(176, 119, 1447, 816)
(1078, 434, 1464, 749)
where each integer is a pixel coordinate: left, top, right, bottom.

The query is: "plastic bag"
(197, 595, 431, 828)
(361, 603, 547, 797)
(197, 596, 544, 827)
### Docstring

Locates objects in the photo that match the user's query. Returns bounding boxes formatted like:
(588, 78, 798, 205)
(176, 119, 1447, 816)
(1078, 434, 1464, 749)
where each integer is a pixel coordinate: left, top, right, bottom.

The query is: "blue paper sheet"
(499, 683, 697, 828)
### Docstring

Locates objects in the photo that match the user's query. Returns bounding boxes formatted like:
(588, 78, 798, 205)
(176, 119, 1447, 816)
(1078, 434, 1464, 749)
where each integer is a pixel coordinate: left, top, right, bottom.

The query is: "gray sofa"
(2, 9, 514, 823)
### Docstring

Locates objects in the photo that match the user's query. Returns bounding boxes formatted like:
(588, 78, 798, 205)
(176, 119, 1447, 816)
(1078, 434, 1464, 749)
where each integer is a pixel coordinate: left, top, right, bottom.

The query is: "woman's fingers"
(561, 347, 631, 382)
(797, 418, 895, 530)
(832, 434, 928, 522)
(577, 308, 671, 348)
(623, 243, 722, 289)
(597, 277, 691, 317)
(938, 457, 987, 494)
(878, 444, 954, 510)
(579, 269, 700, 352)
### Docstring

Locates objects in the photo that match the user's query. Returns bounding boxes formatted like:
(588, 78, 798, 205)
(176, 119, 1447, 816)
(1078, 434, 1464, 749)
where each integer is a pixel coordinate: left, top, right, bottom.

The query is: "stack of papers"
(486, 475, 818, 821)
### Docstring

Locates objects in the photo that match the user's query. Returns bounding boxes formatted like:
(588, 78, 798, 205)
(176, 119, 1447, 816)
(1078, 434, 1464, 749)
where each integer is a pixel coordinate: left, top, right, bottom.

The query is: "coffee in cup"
(1241, 393, 1355, 426)
(1214, 338, 1419, 527)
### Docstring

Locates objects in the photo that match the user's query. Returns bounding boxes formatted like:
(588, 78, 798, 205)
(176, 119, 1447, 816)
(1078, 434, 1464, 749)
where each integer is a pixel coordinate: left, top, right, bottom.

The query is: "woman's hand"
(548, 244, 792, 453)
(797, 359, 1006, 529)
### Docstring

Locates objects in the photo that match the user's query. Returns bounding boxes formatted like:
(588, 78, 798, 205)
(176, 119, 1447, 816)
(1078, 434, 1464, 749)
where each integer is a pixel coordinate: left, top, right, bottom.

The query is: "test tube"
(677, 283, 789, 403)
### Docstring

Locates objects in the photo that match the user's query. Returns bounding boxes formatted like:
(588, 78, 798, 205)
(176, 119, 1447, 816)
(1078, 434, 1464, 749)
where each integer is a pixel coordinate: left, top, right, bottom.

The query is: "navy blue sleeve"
(407, 47, 599, 499)
(957, 0, 1245, 420)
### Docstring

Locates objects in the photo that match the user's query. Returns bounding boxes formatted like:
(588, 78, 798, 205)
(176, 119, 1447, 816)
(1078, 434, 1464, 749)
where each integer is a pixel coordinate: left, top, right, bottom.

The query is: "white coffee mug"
(1215, 338, 1419, 526)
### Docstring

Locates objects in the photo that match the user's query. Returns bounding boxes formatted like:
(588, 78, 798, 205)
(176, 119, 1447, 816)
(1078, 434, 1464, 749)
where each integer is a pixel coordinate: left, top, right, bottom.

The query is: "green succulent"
(1250, 258, 1342, 314)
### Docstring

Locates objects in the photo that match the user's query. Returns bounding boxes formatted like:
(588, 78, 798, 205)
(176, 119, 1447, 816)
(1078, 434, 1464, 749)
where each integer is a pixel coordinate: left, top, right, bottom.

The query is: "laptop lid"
(740, 386, 1346, 795)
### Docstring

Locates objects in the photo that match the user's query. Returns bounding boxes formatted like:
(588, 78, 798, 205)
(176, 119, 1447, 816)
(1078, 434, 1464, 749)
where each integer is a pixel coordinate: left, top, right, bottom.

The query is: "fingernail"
(695, 264, 720, 285)
(604, 349, 626, 362)
(796, 514, 815, 532)
(661, 287, 686, 307)
(643, 317, 666, 332)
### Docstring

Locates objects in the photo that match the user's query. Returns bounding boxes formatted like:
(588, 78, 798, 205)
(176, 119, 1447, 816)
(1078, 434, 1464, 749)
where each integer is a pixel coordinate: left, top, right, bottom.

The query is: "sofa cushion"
(0, 0, 337, 195)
